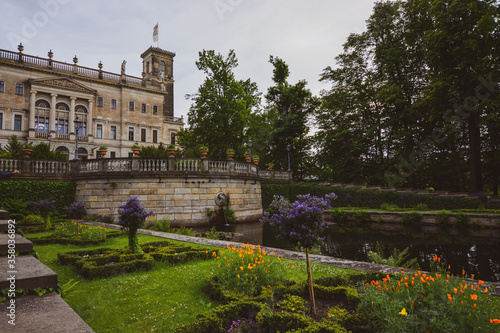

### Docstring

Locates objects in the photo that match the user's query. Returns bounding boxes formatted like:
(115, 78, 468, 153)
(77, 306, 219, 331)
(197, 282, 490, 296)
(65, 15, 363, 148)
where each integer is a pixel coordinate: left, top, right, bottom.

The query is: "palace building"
(0, 43, 183, 159)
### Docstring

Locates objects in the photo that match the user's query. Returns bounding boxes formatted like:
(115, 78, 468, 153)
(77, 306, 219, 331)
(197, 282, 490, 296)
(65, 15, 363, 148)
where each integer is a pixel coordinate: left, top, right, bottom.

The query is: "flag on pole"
(153, 23, 159, 43)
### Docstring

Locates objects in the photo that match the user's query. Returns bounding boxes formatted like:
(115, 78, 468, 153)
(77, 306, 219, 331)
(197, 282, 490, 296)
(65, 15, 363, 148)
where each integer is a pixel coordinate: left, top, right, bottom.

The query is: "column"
(49, 93, 57, 133)
(87, 98, 94, 136)
(29, 90, 37, 129)
(69, 96, 76, 134)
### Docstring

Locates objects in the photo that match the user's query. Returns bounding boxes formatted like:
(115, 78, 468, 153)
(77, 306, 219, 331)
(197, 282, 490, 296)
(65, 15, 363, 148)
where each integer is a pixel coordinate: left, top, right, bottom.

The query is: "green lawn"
(32, 233, 352, 332)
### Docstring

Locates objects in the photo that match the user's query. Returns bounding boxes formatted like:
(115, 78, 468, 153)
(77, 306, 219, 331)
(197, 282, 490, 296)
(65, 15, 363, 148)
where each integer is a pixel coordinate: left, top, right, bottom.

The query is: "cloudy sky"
(0, 0, 377, 120)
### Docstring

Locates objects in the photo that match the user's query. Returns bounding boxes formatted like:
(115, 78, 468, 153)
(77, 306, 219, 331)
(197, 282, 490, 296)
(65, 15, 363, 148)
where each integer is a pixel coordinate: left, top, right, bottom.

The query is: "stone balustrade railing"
(0, 158, 292, 183)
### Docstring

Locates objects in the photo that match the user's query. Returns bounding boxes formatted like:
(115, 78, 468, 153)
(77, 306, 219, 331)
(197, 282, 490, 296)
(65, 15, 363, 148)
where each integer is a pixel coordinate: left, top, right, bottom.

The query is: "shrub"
(454, 212, 470, 227)
(414, 203, 429, 211)
(147, 218, 172, 232)
(63, 201, 87, 220)
(401, 212, 422, 226)
(437, 210, 450, 226)
(330, 209, 347, 224)
(117, 196, 154, 253)
(277, 294, 308, 314)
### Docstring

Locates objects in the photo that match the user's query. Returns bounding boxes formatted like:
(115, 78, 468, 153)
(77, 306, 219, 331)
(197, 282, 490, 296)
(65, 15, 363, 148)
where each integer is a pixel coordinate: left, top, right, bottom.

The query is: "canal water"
(197, 221, 500, 282)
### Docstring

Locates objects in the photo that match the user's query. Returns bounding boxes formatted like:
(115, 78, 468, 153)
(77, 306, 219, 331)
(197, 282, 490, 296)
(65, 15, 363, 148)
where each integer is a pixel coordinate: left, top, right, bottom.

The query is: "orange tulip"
(470, 294, 478, 301)
(490, 319, 500, 324)
(478, 280, 485, 285)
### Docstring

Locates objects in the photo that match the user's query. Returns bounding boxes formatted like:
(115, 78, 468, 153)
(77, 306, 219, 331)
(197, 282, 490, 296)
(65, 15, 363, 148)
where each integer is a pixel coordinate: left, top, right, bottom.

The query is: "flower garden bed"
(57, 241, 213, 279)
(173, 271, 386, 333)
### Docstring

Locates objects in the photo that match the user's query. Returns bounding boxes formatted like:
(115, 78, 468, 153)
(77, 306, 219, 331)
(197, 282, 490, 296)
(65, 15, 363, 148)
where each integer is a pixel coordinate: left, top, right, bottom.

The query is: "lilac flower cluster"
(227, 318, 253, 333)
(26, 199, 57, 216)
(260, 193, 337, 249)
(64, 201, 87, 220)
(117, 196, 154, 231)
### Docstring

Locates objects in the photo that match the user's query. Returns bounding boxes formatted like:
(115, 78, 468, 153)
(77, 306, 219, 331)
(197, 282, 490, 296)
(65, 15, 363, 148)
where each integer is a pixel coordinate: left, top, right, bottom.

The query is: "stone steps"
(0, 255, 58, 291)
(0, 209, 9, 219)
(0, 219, 16, 233)
(0, 234, 33, 254)
(0, 292, 94, 332)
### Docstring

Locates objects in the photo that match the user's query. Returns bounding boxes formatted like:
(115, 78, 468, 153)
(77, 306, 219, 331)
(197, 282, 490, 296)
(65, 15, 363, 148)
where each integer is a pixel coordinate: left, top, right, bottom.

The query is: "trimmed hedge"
(0, 180, 76, 209)
(261, 184, 500, 210)
(27, 229, 123, 245)
(57, 241, 213, 279)
(184, 271, 382, 333)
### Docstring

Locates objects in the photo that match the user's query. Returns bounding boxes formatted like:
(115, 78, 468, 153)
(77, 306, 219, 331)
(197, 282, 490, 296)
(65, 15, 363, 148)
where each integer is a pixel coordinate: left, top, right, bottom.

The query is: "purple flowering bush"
(118, 196, 154, 253)
(26, 199, 57, 217)
(261, 193, 337, 249)
(260, 192, 337, 315)
(64, 201, 87, 220)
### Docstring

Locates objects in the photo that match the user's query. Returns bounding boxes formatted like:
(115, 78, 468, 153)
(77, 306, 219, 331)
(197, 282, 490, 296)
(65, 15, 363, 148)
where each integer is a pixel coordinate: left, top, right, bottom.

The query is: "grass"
(30, 231, 500, 332)
(32, 233, 351, 332)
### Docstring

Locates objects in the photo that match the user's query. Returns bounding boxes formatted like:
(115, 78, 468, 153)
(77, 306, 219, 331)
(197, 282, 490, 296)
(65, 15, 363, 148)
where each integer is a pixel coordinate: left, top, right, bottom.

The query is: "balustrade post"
(70, 160, 80, 177)
(21, 159, 30, 175)
(201, 158, 209, 173)
(98, 158, 107, 173)
(168, 157, 175, 171)
(228, 160, 235, 175)
(131, 158, 140, 172)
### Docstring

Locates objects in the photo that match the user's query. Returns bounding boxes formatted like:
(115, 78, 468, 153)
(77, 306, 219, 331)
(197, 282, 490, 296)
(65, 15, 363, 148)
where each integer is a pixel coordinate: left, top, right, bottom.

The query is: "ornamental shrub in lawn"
(117, 196, 154, 253)
(260, 193, 337, 314)
(64, 201, 87, 220)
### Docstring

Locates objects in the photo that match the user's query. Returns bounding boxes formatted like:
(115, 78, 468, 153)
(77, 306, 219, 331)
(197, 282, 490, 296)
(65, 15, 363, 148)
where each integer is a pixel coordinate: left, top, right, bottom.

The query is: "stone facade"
(0, 44, 183, 159)
(75, 177, 263, 226)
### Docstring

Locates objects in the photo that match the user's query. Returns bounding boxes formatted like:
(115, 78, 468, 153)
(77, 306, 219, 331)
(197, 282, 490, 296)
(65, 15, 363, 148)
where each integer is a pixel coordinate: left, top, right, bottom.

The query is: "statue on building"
(159, 71, 165, 83)
(121, 60, 127, 75)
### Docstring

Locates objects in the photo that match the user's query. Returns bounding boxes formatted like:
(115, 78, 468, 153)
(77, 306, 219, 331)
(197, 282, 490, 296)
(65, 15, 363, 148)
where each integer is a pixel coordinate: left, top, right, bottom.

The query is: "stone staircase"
(0, 209, 93, 332)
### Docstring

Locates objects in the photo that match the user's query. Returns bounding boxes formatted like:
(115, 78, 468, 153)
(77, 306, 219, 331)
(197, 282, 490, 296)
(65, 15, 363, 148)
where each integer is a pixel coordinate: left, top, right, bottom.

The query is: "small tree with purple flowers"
(117, 197, 154, 254)
(261, 192, 337, 315)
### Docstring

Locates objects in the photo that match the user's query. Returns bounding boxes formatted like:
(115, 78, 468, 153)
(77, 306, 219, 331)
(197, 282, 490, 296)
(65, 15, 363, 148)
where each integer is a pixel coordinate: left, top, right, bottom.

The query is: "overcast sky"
(0, 0, 377, 120)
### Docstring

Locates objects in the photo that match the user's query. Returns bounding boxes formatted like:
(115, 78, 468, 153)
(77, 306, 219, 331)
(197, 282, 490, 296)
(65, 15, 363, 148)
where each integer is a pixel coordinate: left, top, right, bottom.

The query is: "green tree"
(265, 56, 319, 179)
(185, 50, 260, 157)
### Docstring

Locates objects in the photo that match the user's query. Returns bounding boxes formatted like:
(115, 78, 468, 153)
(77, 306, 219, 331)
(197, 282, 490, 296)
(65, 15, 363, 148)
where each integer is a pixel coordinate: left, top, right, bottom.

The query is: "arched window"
(77, 147, 88, 160)
(56, 146, 69, 156)
(55, 102, 69, 134)
(75, 105, 88, 136)
(35, 99, 50, 133)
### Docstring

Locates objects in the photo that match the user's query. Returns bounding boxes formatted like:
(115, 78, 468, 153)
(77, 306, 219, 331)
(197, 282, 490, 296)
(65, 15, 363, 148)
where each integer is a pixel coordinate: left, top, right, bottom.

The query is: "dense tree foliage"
(315, 0, 499, 193)
(183, 50, 260, 159)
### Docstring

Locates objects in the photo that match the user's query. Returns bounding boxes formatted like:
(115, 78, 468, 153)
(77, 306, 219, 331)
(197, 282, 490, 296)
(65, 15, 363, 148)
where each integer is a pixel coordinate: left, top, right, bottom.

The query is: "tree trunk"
(306, 248, 316, 315)
(468, 115, 482, 193)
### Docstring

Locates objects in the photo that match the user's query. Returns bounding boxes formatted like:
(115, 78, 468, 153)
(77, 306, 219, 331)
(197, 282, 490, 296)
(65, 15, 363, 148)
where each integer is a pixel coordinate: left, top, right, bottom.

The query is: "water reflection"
(195, 222, 500, 282)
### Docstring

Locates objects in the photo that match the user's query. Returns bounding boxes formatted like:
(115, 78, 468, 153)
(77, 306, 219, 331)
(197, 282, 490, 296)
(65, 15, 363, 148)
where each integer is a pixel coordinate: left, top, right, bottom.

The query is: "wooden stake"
(306, 248, 316, 315)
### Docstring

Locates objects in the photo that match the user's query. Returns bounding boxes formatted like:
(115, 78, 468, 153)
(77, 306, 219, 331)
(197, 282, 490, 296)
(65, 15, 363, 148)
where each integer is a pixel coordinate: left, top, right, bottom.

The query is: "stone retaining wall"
(75, 177, 262, 226)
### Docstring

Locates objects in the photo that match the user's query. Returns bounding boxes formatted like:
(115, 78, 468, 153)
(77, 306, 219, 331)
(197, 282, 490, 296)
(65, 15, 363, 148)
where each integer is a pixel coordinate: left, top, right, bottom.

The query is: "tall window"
(55, 102, 69, 134)
(111, 99, 117, 109)
(110, 151, 116, 158)
(0, 112, 3, 129)
(35, 100, 50, 133)
(159, 61, 166, 73)
(97, 97, 103, 107)
(129, 101, 135, 111)
(153, 105, 158, 115)
(141, 128, 146, 142)
(15, 83, 23, 95)
(14, 115, 22, 131)
(75, 105, 88, 136)
(96, 124, 103, 139)
(152, 129, 158, 143)
(128, 127, 134, 141)
(110, 125, 117, 140)
(141, 103, 146, 113)
(0, 81, 4, 93)
(171, 132, 176, 145)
